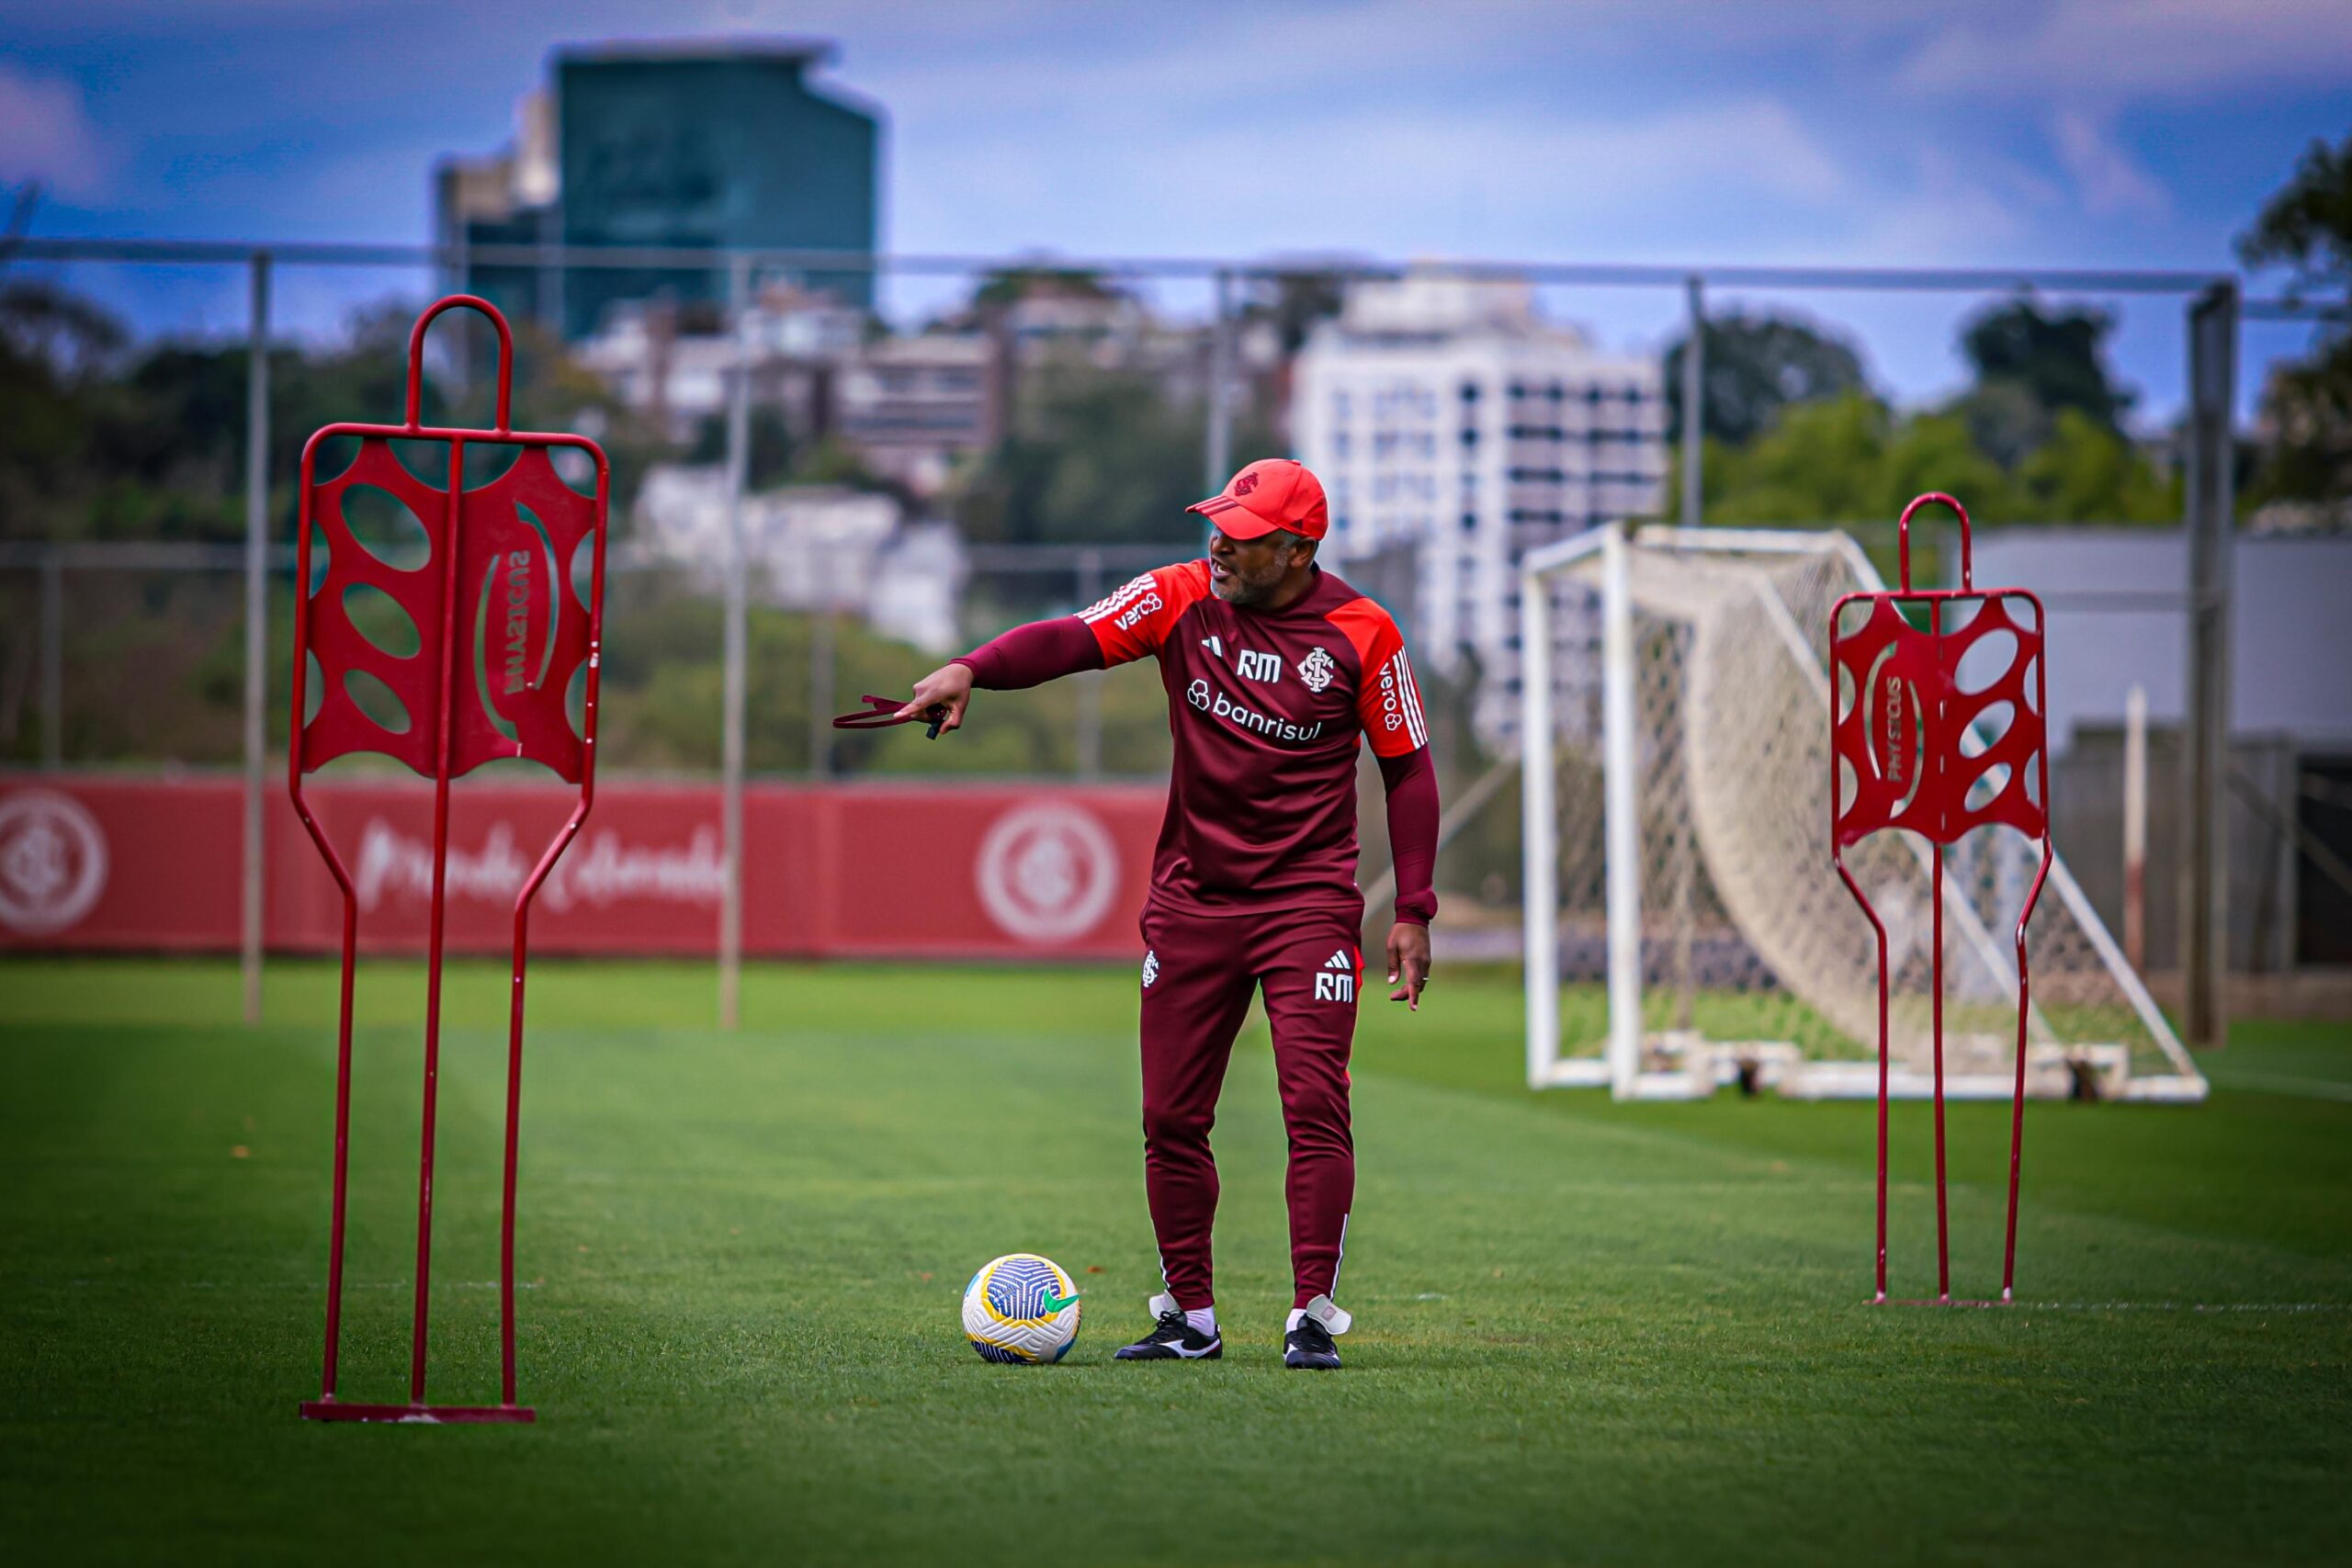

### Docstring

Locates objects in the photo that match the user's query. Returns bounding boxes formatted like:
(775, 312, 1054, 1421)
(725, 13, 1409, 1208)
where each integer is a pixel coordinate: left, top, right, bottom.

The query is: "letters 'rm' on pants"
(1137, 902, 1361, 1313)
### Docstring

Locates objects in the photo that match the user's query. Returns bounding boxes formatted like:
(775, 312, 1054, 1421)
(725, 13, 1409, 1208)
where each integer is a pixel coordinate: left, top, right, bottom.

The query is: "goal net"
(1518, 525, 2204, 1103)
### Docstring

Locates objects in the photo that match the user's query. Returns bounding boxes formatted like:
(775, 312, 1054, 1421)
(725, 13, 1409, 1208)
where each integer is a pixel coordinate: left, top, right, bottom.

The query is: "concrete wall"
(1968, 528, 2352, 754)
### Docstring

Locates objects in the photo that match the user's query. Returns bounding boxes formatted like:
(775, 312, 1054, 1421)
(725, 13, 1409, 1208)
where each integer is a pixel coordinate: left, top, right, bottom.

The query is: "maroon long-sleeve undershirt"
(1378, 746, 1440, 927)
(952, 616, 1440, 926)
(952, 615, 1103, 688)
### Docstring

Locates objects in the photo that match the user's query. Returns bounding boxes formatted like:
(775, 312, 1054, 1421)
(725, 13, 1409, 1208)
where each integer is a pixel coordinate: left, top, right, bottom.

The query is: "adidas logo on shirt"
(1314, 950, 1355, 1004)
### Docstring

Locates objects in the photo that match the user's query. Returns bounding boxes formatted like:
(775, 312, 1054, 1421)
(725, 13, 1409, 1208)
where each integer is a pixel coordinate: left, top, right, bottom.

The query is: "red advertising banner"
(0, 773, 1164, 961)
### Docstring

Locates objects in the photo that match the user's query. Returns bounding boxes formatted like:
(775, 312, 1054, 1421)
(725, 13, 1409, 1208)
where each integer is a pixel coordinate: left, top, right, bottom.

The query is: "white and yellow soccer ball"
(961, 1253, 1082, 1363)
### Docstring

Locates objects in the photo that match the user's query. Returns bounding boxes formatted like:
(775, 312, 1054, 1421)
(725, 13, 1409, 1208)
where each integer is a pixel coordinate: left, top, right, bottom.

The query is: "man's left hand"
(1385, 921, 1430, 1011)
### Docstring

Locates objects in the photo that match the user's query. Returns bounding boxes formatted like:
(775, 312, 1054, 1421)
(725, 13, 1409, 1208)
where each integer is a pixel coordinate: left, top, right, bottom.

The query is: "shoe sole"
(1283, 1354, 1340, 1370)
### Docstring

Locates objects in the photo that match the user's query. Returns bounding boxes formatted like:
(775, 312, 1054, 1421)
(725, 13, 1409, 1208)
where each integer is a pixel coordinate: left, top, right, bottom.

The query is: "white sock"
(1285, 1308, 1307, 1333)
(1184, 1306, 1218, 1337)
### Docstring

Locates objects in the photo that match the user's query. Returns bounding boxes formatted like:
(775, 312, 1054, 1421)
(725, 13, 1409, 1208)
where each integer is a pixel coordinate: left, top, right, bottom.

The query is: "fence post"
(1681, 275, 1704, 526)
(242, 250, 272, 1026)
(1076, 547, 1103, 778)
(2181, 282, 2237, 1048)
(2123, 682, 2148, 972)
(1206, 269, 1235, 489)
(809, 591, 835, 780)
(719, 254, 750, 1031)
(39, 547, 62, 770)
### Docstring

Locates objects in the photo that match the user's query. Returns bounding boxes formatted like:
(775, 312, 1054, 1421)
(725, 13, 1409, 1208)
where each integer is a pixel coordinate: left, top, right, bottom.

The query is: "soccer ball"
(961, 1253, 1082, 1363)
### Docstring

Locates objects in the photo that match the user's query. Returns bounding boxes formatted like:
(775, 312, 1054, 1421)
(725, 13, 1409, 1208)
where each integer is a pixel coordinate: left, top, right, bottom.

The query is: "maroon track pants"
(1137, 901, 1360, 1312)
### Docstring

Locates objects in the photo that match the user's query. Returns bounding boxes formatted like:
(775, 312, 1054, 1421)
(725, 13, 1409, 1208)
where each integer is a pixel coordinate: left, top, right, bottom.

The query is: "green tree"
(688, 405, 795, 489)
(1950, 298, 2132, 465)
(969, 265, 1122, 311)
(0, 282, 119, 536)
(954, 366, 1276, 548)
(2013, 410, 2180, 523)
(1664, 310, 1871, 446)
(2237, 130, 2352, 515)
(1696, 392, 1896, 523)
(1243, 269, 1349, 355)
(2238, 131, 2352, 294)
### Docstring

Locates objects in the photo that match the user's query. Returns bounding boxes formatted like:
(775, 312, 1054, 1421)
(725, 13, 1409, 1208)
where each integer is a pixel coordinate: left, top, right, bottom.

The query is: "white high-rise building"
(1294, 271, 1667, 746)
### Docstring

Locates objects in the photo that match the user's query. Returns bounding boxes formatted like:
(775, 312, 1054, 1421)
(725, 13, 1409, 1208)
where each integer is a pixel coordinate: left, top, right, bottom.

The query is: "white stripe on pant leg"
(1329, 1212, 1349, 1298)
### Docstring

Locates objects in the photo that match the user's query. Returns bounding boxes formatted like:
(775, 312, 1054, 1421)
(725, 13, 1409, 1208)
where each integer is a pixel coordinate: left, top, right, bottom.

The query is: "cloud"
(899, 90, 1857, 248)
(0, 63, 110, 199)
(2051, 110, 2170, 218)
(1902, 0, 2352, 100)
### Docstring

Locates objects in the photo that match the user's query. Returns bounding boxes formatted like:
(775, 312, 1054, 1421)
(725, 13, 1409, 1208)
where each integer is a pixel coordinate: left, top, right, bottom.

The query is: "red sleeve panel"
(1325, 597, 1429, 760)
(1080, 561, 1213, 668)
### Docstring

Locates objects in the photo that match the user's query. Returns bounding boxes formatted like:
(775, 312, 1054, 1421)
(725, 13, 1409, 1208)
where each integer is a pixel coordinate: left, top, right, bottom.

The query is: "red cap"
(1187, 458, 1329, 542)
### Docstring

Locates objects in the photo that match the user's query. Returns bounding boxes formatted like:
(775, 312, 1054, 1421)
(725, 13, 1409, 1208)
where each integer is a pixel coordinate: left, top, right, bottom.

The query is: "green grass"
(3, 956, 2347, 1567)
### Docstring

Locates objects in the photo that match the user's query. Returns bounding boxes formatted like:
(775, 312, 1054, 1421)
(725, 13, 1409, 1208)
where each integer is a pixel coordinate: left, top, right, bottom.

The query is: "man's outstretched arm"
(899, 563, 1208, 734)
(1379, 747, 1440, 1010)
(898, 619, 1103, 734)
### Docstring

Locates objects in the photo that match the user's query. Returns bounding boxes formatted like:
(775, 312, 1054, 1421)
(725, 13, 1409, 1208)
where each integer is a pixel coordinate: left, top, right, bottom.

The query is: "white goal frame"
(1518, 523, 2205, 1103)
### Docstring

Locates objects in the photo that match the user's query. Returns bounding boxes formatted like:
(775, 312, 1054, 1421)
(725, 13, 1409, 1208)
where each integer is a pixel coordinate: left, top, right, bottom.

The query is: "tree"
(688, 405, 795, 489)
(954, 366, 1279, 549)
(2238, 130, 2352, 518)
(1950, 298, 2132, 465)
(2245, 339, 2352, 515)
(2013, 409, 2179, 524)
(1663, 310, 1871, 446)
(1244, 269, 1349, 356)
(1695, 392, 1895, 523)
(969, 265, 1123, 311)
(2238, 131, 2352, 295)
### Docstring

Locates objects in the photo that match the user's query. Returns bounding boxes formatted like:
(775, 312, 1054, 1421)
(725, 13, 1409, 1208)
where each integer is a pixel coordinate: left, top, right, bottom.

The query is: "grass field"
(4, 956, 2349, 1566)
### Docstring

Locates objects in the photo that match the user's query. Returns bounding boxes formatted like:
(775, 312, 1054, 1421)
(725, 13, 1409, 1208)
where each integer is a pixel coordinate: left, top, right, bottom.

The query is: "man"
(900, 458, 1439, 1370)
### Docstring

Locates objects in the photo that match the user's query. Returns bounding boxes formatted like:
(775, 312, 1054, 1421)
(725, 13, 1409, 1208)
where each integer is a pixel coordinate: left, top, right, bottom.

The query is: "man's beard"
(1213, 558, 1290, 608)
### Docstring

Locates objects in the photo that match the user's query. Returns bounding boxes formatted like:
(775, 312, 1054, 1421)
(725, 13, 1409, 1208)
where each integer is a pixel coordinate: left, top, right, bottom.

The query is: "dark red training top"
(955, 561, 1438, 925)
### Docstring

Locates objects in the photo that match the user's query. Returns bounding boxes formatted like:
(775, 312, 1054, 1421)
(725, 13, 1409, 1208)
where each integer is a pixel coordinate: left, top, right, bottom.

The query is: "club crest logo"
(0, 789, 109, 936)
(1232, 470, 1260, 496)
(1142, 950, 1159, 988)
(976, 802, 1121, 945)
(1298, 646, 1336, 693)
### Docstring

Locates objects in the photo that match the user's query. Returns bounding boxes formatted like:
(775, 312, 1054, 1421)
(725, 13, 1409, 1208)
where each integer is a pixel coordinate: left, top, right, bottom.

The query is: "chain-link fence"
(0, 540, 1199, 778)
(2, 238, 2314, 1033)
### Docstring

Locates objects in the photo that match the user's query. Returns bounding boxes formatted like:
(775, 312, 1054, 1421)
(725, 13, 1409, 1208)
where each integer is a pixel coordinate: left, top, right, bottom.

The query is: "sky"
(3, 0, 2348, 422)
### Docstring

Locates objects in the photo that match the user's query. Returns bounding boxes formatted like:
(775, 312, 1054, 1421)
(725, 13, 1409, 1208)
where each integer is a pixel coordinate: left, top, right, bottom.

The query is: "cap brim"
(1186, 494, 1283, 538)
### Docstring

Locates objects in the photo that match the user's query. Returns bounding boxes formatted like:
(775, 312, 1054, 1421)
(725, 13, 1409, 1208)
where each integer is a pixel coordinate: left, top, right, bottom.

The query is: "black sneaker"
(1283, 1312, 1341, 1369)
(1113, 1306, 1222, 1360)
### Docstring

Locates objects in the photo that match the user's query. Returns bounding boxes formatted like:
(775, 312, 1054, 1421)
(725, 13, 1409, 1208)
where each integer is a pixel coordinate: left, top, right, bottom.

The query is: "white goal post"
(1519, 524, 2205, 1104)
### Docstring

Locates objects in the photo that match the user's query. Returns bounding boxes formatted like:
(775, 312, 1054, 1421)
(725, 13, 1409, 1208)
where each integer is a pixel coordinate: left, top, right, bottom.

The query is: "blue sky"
(4, 0, 2347, 420)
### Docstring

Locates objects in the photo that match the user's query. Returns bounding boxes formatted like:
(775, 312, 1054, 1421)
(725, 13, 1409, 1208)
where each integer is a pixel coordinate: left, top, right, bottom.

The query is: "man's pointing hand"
(899, 663, 976, 735)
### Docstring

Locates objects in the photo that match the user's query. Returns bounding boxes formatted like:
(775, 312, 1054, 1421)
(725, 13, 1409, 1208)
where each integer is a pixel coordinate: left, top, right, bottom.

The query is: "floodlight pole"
(2181, 282, 2236, 1048)
(719, 254, 751, 1032)
(1681, 275, 1704, 526)
(1206, 268, 1235, 489)
(242, 251, 271, 1027)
